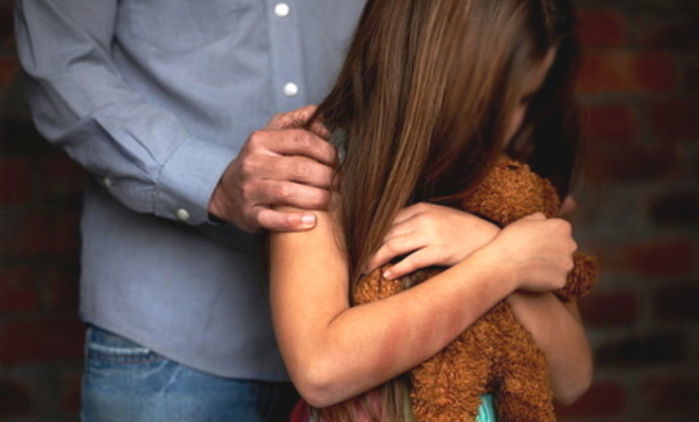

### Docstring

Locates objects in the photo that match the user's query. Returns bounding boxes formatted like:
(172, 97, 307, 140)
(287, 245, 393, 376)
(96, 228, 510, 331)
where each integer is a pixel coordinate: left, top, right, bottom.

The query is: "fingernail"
(301, 214, 316, 227)
(383, 269, 392, 279)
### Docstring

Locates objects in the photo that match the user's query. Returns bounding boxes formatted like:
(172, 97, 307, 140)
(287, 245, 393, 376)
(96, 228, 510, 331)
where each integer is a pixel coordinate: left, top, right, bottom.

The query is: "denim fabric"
(81, 326, 299, 422)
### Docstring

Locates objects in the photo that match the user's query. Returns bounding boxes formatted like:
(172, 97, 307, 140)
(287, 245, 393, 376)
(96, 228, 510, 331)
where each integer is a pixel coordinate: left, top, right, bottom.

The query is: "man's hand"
(208, 105, 337, 232)
(366, 203, 500, 280)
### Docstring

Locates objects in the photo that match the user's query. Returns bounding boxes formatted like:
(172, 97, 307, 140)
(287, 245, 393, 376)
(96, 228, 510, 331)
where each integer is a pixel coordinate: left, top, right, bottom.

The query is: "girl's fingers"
(392, 202, 430, 226)
(366, 233, 427, 273)
(558, 195, 577, 216)
(383, 248, 434, 280)
(382, 219, 417, 244)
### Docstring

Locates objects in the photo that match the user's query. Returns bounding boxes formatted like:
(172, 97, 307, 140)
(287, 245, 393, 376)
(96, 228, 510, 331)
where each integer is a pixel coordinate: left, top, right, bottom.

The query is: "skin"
(208, 105, 335, 232)
(269, 51, 590, 411)
(270, 206, 576, 408)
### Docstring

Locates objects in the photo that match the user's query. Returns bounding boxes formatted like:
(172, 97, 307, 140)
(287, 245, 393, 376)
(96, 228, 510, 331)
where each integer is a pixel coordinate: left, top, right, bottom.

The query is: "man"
(15, 1, 365, 420)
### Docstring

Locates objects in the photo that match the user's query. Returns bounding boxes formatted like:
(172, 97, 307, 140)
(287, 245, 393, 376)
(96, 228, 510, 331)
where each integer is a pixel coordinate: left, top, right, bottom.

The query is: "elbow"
(555, 359, 593, 406)
(288, 359, 345, 409)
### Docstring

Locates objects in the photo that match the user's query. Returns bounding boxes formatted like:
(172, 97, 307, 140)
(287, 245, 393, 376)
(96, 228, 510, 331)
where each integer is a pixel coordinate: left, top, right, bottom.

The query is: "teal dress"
(476, 394, 497, 422)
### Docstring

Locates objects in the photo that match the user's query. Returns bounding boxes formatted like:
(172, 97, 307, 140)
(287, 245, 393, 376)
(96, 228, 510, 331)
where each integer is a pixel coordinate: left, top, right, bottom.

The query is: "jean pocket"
(86, 326, 165, 365)
(127, 0, 250, 53)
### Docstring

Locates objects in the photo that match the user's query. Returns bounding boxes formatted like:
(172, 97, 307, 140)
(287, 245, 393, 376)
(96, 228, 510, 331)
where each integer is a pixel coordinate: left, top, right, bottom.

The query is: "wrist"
(469, 243, 520, 294)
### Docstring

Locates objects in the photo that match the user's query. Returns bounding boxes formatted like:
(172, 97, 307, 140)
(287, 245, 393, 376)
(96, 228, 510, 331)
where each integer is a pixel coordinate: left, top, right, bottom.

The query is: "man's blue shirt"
(16, 0, 365, 379)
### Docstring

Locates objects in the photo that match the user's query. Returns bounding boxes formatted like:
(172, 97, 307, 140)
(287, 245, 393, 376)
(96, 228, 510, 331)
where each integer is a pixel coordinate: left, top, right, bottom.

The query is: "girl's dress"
(289, 393, 497, 422)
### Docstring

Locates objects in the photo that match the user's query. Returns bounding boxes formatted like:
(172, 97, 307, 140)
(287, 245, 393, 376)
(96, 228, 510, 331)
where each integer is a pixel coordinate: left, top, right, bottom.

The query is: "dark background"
(1, 0, 698, 420)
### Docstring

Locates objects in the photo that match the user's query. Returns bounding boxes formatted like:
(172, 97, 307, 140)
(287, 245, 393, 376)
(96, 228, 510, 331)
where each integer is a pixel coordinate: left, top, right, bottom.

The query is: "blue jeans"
(81, 325, 299, 422)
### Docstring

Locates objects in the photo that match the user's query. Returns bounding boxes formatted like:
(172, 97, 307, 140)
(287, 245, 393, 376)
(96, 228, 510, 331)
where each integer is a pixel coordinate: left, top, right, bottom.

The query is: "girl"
(270, 0, 592, 420)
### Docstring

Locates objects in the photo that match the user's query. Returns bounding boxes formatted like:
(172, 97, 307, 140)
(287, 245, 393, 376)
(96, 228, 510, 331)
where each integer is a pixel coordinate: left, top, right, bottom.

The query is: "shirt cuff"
(155, 139, 237, 225)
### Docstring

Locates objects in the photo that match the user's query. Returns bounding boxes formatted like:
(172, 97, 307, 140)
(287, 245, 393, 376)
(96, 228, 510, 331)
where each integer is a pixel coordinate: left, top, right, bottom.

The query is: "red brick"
(13, 209, 81, 257)
(623, 239, 691, 277)
(577, 9, 626, 48)
(46, 266, 79, 311)
(648, 190, 699, 226)
(639, 17, 699, 52)
(586, 141, 680, 183)
(595, 332, 687, 367)
(582, 104, 636, 141)
(40, 152, 86, 198)
(61, 369, 82, 415)
(0, 156, 32, 206)
(578, 52, 676, 94)
(0, 56, 18, 96)
(685, 65, 699, 91)
(18, 212, 51, 257)
(649, 99, 699, 142)
(0, 2, 15, 51)
(0, 319, 84, 365)
(555, 381, 626, 418)
(655, 283, 699, 322)
(0, 377, 31, 417)
(644, 378, 699, 412)
(579, 290, 639, 327)
(50, 209, 81, 255)
(0, 267, 40, 313)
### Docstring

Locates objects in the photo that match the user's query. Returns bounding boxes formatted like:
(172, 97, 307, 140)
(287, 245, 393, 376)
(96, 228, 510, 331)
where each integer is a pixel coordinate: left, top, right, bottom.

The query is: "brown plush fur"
(353, 155, 599, 421)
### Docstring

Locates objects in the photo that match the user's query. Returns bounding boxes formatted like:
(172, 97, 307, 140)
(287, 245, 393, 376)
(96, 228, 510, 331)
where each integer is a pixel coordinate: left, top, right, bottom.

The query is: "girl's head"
(310, 0, 581, 414)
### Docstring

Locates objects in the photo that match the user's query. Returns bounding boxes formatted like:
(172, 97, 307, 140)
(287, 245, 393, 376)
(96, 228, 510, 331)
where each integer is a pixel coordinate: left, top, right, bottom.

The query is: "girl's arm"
(269, 207, 517, 408)
(366, 199, 592, 404)
(506, 292, 593, 405)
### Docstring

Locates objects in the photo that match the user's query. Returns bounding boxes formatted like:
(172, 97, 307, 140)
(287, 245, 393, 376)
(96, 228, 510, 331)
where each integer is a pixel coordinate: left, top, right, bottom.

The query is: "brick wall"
(0, 0, 85, 420)
(557, 0, 699, 420)
(0, 0, 697, 420)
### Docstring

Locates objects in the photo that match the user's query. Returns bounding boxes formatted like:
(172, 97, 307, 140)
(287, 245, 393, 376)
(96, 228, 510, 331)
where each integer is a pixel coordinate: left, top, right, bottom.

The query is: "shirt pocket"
(127, 0, 251, 53)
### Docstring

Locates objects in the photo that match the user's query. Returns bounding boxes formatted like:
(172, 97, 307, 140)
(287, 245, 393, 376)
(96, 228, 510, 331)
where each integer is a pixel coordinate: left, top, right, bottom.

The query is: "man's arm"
(16, 0, 335, 231)
(16, 0, 236, 225)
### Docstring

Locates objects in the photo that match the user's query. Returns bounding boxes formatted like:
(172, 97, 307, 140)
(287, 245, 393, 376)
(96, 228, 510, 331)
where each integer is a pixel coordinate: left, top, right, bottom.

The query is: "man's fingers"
(366, 233, 426, 273)
(255, 207, 317, 232)
(383, 249, 433, 280)
(270, 155, 334, 188)
(309, 119, 331, 140)
(255, 180, 331, 210)
(266, 105, 319, 130)
(265, 129, 337, 166)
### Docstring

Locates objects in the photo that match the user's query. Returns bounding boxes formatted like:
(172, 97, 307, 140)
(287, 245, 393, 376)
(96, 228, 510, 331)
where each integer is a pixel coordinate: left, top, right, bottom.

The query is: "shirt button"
(176, 208, 190, 222)
(283, 82, 299, 97)
(274, 3, 290, 17)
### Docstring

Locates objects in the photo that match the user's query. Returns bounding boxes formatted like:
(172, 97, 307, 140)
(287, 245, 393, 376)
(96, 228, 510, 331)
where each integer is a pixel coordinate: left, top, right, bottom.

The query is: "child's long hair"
(306, 0, 583, 420)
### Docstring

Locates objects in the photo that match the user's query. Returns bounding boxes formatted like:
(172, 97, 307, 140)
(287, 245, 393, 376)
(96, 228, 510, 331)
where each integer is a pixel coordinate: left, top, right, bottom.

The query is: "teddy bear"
(352, 154, 600, 422)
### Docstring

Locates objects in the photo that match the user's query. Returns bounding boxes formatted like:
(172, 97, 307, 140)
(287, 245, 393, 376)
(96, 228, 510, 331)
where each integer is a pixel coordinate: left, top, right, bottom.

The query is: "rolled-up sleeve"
(14, 0, 235, 225)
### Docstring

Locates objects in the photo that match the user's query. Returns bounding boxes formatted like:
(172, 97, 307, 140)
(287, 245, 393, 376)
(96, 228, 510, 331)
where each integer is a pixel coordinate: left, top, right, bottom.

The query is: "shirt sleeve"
(14, 0, 237, 225)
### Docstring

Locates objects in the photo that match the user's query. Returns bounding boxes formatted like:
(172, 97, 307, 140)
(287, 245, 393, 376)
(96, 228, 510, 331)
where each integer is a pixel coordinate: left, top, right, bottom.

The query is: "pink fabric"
(289, 390, 385, 422)
(289, 399, 310, 422)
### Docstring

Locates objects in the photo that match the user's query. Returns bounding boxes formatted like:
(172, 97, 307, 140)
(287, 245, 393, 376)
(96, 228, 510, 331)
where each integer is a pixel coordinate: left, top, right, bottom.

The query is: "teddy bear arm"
(555, 252, 600, 302)
(494, 304, 557, 422)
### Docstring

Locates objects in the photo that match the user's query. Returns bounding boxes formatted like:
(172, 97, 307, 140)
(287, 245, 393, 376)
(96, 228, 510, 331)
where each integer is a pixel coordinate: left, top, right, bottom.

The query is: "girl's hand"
(558, 195, 576, 216)
(366, 202, 500, 280)
(486, 212, 577, 292)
